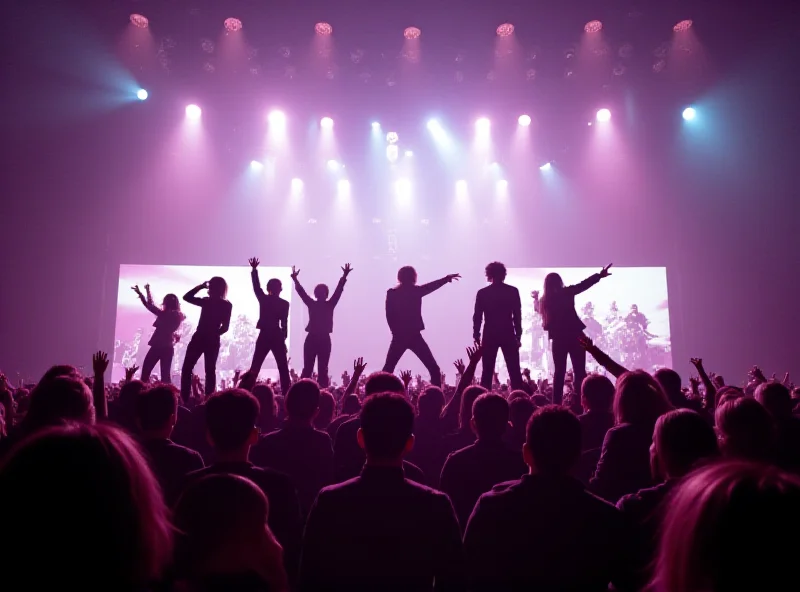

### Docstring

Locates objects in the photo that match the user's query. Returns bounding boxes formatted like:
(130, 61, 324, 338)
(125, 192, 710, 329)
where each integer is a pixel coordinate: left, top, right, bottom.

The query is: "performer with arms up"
(291, 263, 352, 388)
(132, 283, 185, 384)
(534, 264, 613, 405)
(382, 266, 460, 387)
(247, 258, 291, 395)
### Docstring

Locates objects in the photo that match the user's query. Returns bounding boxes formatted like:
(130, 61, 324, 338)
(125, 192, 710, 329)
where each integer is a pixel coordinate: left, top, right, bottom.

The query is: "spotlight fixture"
(371, 122, 381, 130)
(539, 162, 552, 171)
(320, 117, 334, 129)
(386, 131, 399, 144)
(496, 23, 514, 37)
(682, 107, 697, 121)
(518, 114, 531, 127)
(337, 179, 351, 194)
(250, 160, 264, 170)
(596, 108, 611, 122)
(268, 110, 286, 126)
(584, 20, 603, 33)
(326, 159, 340, 171)
(136, 89, 148, 101)
(291, 178, 304, 193)
(673, 20, 693, 32)
(405, 150, 413, 157)
(130, 14, 149, 29)
(185, 104, 202, 119)
(315, 22, 333, 36)
(497, 180, 508, 191)
(224, 18, 243, 32)
(404, 27, 421, 40)
(386, 145, 399, 162)
(475, 118, 491, 133)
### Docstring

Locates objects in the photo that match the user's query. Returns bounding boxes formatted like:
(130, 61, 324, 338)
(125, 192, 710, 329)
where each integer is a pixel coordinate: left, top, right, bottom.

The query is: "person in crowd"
(0, 423, 173, 591)
(334, 372, 427, 484)
(533, 264, 613, 405)
(440, 393, 526, 530)
(327, 393, 360, 440)
(382, 265, 461, 387)
(472, 261, 524, 391)
(135, 384, 204, 499)
(442, 385, 486, 456)
(252, 379, 334, 513)
(618, 409, 718, 589)
(650, 462, 800, 592)
(463, 406, 629, 591)
(247, 258, 291, 395)
(252, 382, 279, 434)
(591, 370, 673, 502)
(173, 473, 288, 592)
(181, 277, 232, 403)
(755, 380, 800, 471)
(407, 386, 446, 487)
(654, 368, 703, 412)
(291, 263, 352, 388)
(579, 374, 616, 452)
(507, 396, 535, 450)
(132, 283, 185, 384)
(109, 378, 148, 434)
(314, 390, 335, 431)
(300, 393, 465, 591)
(21, 375, 95, 434)
(715, 396, 776, 462)
(180, 388, 303, 581)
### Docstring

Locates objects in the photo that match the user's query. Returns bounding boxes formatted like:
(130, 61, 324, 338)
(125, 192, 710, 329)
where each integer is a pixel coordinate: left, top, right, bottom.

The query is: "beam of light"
(386, 145, 399, 162)
(404, 27, 421, 40)
(539, 162, 552, 171)
(268, 110, 286, 127)
(224, 18, 243, 32)
(405, 150, 414, 157)
(130, 14, 149, 29)
(185, 104, 202, 119)
(584, 20, 603, 33)
(682, 107, 697, 121)
(315, 22, 333, 36)
(386, 131, 399, 144)
(475, 118, 491, 134)
(371, 121, 381, 131)
(596, 108, 611, 122)
(136, 89, 148, 101)
(250, 160, 264, 171)
(326, 159, 340, 171)
(394, 178, 412, 199)
(291, 178, 304, 194)
(456, 180, 468, 198)
(320, 117, 334, 129)
(673, 19, 693, 32)
(337, 179, 351, 196)
(496, 23, 514, 37)
(496, 179, 509, 192)
(518, 114, 531, 127)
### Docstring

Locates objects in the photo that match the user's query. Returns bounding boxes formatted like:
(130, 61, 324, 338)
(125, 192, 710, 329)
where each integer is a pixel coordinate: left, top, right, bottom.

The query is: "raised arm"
(219, 301, 232, 336)
(580, 335, 629, 379)
(92, 351, 109, 421)
(472, 292, 484, 344)
(343, 357, 366, 399)
(420, 273, 461, 297)
(329, 263, 352, 307)
(249, 258, 266, 299)
(690, 358, 717, 410)
(290, 266, 313, 307)
(512, 287, 522, 343)
(183, 283, 207, 306)
(441, 344, 482, 432)
(567, 264, 612, 296)
(132, 285, 160, 315)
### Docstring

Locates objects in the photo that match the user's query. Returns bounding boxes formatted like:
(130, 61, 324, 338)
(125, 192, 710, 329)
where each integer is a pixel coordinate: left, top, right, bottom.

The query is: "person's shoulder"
(317, 476, 361, 499)
(444, 442, 478, 464)
(244, 463, 294, 487)
(311, 427, 333, 444)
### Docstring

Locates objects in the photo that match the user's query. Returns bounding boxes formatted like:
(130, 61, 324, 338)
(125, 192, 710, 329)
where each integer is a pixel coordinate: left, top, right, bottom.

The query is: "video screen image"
(113, 264, 293, 383)
(504, 267, 672, 381)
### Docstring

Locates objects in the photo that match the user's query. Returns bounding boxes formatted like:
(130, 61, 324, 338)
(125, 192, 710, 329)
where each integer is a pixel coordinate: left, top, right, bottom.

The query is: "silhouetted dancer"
(132, 283, 185, 384)
(290, 263, 352, 388)
(473, 261, 524, 391)
(382, 266, 460, 387)
(534, 264, 613, 405)
(248, 258, 291, 395)
(180, 277, 232, 402)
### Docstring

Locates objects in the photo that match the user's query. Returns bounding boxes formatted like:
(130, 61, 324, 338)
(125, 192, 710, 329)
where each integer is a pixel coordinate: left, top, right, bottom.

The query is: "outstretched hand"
(124, 365, 139, 382)
(690, 357, 704, 368)
(92, 351, 109, 376)
(341, 263, 353, 277)
(599, 264, 613, 278)
(466, 343, 483, 365)
(453, 359, 466, 375)
(291, 266, 300, 280)
(249, 257, 260, 269)
(131, 285, 142, 295)
(353, 357, 367, 375)
(446, 273, 461, 283)
(400, 370, 413, 387)
(579, 335, 596, 352)
(144, 284, 151, 293)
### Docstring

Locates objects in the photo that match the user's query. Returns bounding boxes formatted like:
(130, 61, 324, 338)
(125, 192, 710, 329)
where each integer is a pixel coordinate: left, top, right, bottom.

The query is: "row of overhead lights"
(129, 15, 694, 36)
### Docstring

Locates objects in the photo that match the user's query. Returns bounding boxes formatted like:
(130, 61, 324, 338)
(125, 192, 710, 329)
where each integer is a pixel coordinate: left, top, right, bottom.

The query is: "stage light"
(497, 179, 508, 191)
(315, 22, 333, 36)
(386, 145, 399, 162)
(291, 178, 304, 193)
(518, 114, 531, 127)
(584, 20, 603, 33)
(268, 110, 286, 126)
(320, 117, 334, 129)
(476, 118, 491, 133)
(326, 159, 340, 171)
(250, 160, 263, 170)
(682, 107, 697, 121)
(136, 89, 148, 101)
(371, 121, 381, 131)
(337, 179, 351, 195)
(539, 162, 552, 171)
(386, 131, 399, 144)
(130, 14, 148, 29)
(395, 178, 411, 196)
(224, 18, 242, 32)
(405, 150, 413, 157)
(185, 104, 202, 119)
(456, 180, 467, 192)
(496, 23, 515, 37)
(404, 27, 421, 40)
(673, 19, 693, 32)
(596, 108, 611, 122)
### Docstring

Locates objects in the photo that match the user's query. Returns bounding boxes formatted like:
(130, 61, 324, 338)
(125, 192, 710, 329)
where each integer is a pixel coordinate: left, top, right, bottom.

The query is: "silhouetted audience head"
(715, 385, 744, 408)
(460, 385, 488, 430)
(715, 397, 776, 461)
(341, 393, 362, 415)
(485, 261, 507, 282)
(419, 386, 445, 420)
(524, 405, 581, 476)
(315, 390, 335, 429)
(237, 370, 258, 392)
(508, 389, 529, 403)
(205, 389, 260, 453)
(397, 265, 418, 285)
(654, 368, 685, 407)
(614, 370, 673, 426)
(651, 462, 800, 592)
(509, 397, 535, 430)
(471, 393, 509, 441)
(252, 382, 276, 417)
(651, 409, 718, 481)
(313, 283, 330, 300)
(358, 393, 415, 463)
(365, 371, 405, 396)
(581, 373, 615, 413)
(266, 278, 282, 295)
(135, 384, 179, 436)
(755, 381, 793, 420)
(173, 473, 287, 590)
(162, 293, 181, 312)
(208, 276, 228, 299)
(23, 376, 94, 433)
(40, 364, 81, 382)
(531, 393, 550, 407)
(284, 379, 321, 422)
(0, 423, 172, 590)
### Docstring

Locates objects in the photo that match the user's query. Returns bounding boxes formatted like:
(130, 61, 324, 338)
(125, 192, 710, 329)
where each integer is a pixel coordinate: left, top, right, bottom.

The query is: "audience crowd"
(1, 340, 799, 591)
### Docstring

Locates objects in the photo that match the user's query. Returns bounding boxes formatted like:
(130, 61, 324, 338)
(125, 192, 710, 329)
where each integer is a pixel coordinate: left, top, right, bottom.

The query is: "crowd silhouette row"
(1, 260, 799, 591)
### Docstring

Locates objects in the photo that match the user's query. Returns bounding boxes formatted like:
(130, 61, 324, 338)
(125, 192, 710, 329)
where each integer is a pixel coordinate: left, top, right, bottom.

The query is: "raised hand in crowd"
(249, 257, 260, 269)
(124, 365, 139, 384)
(454, 358, 466, 376)
(580, 335, 629, 379)
(131, 285, 143, 296)
(343, 357, 367, 398)
(341, 263, 353, 277)
(290, 266, 300, 280)
(400, 370, 413, 391)
(599, 263, 613, 278)
(749, 365, 767, 384)
(92, 351, 110, 420)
